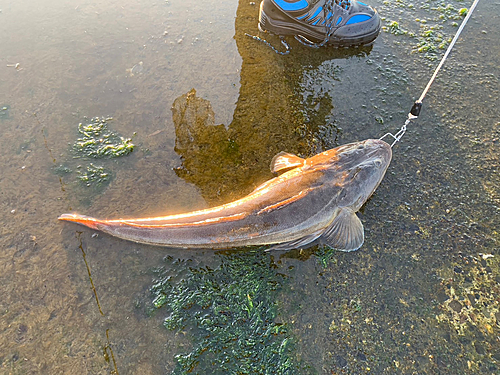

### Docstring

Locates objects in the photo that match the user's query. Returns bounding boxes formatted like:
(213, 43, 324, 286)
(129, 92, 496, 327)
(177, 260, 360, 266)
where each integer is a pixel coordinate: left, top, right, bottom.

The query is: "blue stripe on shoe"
(306, 6, 322, 21)
(336, 16, 342, 26)
(345, 14, 371, 25)
(322, 11, 333, 25)
(273, 0, 309, 11)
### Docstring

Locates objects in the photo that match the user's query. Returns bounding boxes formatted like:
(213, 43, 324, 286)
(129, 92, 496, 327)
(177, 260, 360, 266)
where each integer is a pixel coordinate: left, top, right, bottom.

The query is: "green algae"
(73, 117, 134, 159)
(151, 252, 308, 375)
(415, 29, 451, 53)
(54, 116, 136, 192)
(76, 163, 111, 188)
(430, 4, 468, 21)
(381, 1, 469, 60)
(315, 247, 338, 268)
(387, 21, 411, 36)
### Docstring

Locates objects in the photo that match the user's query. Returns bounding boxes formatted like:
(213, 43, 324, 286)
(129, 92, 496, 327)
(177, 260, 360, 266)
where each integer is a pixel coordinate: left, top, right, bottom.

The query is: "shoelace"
(336, 0, 351, 10)
(295, 0, 346, 48)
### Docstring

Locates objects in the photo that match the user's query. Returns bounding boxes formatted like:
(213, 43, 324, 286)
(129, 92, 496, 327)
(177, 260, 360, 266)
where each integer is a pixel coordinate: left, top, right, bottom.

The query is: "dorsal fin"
(270, 152, 305, 174)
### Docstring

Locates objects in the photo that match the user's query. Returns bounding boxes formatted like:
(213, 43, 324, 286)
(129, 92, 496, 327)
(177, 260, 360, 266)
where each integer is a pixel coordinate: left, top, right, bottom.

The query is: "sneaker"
(258, 0, 382, 48)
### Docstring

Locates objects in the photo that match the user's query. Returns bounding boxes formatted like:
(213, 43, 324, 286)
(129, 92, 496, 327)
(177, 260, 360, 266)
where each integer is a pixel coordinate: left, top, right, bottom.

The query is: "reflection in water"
(172, 89, 242, 204)
(172, 0, 373, 205)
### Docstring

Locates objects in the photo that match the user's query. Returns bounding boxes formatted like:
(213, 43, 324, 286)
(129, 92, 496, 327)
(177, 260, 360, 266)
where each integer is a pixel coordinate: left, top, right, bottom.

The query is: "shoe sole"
(259, 5, 381, 48)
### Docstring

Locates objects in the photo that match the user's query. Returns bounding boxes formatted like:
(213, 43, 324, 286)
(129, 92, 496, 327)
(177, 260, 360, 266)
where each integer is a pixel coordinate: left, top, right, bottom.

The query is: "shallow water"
(1, 0, 499, 374)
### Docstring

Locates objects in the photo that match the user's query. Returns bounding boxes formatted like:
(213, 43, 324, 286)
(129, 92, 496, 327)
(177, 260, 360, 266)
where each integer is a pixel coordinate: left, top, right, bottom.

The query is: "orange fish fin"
(270, 152, 305, 174)
(320, 207, 364, 252)
(58, 213, 101, 230)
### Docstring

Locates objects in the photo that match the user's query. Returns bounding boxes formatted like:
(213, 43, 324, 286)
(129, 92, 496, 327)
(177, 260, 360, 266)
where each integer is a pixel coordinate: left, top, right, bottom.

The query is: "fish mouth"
(363, 139, 392, 163)
(363, 138, 391, 150)
(333, 139, 392, 171)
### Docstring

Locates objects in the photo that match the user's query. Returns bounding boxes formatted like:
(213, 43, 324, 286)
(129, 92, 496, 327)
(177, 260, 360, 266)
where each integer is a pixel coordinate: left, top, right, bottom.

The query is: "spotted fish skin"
(59, 139, 392, 251)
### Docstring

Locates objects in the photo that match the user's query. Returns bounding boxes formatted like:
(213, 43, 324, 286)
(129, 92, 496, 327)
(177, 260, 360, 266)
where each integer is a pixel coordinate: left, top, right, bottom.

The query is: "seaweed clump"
(380, 0, 469, 60)
(63, 116, 134, 189)
(314, 246, 339, 268)
(151, 251, 301, 375)
(73, 117, 134, 159)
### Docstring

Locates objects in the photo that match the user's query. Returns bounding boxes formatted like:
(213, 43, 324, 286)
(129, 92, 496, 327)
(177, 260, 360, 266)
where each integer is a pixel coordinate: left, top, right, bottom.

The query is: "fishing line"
(380, 0, 481, 147)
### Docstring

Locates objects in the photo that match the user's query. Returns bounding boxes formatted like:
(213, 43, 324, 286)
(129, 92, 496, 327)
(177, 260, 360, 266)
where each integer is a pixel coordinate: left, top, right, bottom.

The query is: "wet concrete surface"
(0, 0, 499, 374)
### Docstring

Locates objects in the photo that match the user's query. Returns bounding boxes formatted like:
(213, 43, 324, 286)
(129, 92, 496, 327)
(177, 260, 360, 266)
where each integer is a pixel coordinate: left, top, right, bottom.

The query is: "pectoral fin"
(270, 152, 305, 174)
(320, 207, 364, 252)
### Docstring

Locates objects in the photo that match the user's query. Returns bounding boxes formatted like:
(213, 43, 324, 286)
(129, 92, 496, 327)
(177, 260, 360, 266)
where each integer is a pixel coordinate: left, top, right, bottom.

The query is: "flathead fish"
(59, 139, 392, 251)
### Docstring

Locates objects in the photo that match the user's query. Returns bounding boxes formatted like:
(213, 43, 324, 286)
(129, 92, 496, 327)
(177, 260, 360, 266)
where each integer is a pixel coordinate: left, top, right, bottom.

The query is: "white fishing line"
(380, 0, 481, 147)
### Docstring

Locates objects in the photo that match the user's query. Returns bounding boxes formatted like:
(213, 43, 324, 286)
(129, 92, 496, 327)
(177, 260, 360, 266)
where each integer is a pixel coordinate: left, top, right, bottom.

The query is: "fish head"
(317, 139, 392, 210)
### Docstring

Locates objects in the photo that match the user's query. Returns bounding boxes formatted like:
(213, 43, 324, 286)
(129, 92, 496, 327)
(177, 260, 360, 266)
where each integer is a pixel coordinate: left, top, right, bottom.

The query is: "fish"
(59, 139, 392, 251)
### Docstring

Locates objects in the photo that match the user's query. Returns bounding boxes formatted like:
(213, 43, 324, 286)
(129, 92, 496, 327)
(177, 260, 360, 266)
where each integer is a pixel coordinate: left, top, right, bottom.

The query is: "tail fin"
(58, 213, 102, 230)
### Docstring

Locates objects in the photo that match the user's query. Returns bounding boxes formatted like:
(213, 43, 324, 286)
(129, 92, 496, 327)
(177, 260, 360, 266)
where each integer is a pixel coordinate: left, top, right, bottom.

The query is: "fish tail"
(58, 213, 103, 230)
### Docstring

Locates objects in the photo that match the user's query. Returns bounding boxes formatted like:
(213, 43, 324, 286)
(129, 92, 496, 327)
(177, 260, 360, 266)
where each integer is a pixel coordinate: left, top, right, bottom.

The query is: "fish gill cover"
(151, 251, 310, 375)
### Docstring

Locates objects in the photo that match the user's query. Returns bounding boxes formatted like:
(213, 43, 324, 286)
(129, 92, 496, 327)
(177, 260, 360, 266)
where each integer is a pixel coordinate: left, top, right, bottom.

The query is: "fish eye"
(373, 159, 382, 168)
(357, 144, 365, 149)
